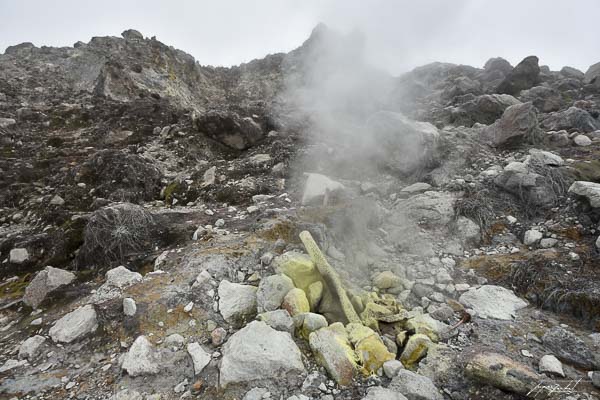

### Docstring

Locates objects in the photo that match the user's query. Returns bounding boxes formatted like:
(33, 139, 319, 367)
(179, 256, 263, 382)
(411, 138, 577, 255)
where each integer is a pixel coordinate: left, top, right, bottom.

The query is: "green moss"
(572, 160, 600, 183)
(163, 181, 179, 205)
(0, 274, 31, 301)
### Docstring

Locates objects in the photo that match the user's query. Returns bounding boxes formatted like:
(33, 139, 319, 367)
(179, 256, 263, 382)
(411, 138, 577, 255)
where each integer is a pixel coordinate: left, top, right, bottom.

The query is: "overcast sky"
(1, 0, 599, 74)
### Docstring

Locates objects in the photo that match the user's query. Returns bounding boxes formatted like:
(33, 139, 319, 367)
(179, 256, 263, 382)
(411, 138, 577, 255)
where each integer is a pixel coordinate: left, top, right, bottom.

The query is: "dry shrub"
(77, 202, 156, 268)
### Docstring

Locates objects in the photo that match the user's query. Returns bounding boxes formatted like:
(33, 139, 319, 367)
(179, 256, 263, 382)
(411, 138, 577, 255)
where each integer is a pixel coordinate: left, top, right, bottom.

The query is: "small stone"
(373, 271, 402, 290)
(390, 369, 443, 400)
(211, 327, 227, 346)
(218, 280, 258, 325)
(18, 335, 46, 360)
(123, 298, 137, 316)
(383, 359, 404, 378)
(122, 336, 159, 376)
(49, 305, 98, 343)
(187, 342, 211, 375)
(539, 238, 558, 248)
(574, 135, 592, 146)
(50, 195, 65, 206)
(523, 229, 543, 245)
(256, 274, 295, 313)
(257, 309, 295, 333)
(165, 333, 185, 348)
(9, 248, 29, 264)
(23, 266, 76, 308)
(539, 355, 565, 377)
(184, 301, 194, 313)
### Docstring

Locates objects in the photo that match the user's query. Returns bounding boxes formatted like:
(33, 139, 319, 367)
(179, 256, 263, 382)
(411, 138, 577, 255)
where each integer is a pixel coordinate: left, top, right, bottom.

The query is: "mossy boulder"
(373, 271, 403, 290)
(400, 333, 434, 369)
(309, 323, 358, 386)
(274, 251, 323, 293)
(307, 281, 324, 311)
(346, 323, 395, 375)
(405, 313, 448, 342)
(282, 288, 310, 316)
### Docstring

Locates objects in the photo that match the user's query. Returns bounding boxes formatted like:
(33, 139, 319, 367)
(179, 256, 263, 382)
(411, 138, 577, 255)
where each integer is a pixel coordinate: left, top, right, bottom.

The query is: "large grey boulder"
(459, 285, 527, 320)
(23, 266, 76, 308)
(366, 111, 440, 175)
(519, 86, 562, 112)
(542, 326, 598, 369)
(220, 321, 305, 388)
(480, 102, 540, 147)
(449, 94, 521, 126)
(494, 162, 556, 207)
(541, 107, 600, 133)
(122, 335, 160, 376)
(301, 173, 345, 205)
(496, 55, 540, 95)
(569, 181, 600, 208)
(193, 110, 263, 151)
(49, 305, 98, 343)
(389, 369, 443, 400)
(561, 66, 585, 80)
(218, 280, 258, 325)
(585, 61, 600, 84)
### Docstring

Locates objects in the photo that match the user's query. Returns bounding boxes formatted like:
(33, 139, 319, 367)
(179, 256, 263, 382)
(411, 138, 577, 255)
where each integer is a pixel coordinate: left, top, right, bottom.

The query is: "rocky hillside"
(1, 26, 600, 400)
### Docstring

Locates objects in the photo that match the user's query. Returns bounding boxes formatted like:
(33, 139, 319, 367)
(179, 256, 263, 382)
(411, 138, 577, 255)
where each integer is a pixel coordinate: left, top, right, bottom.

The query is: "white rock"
(390, 369, 443, 400)
(105, 266, 142, 288)
(0, 117, 16, 128)
(123, 298, 137, 316)
(459, 285, 527, 320)
(187, 342, 211, 375)
(49, 305, 98, 343)
(523, 229, 543, 245)
(528, 149, 564, 166)
(596, 235, 600, 250)
(50, 195, 65, 205)
(184, 301, 194, 313)
(383, 359, 404, 378)
(506, 216, 517, 224)
(218, 280, 257, 325)
(9, 248, 29, 264)
(574, 135, 592, 146)
(301, 173, 344, 205)
(18, 335, 46, 360)
(109, 389, 144, 400)
(203, 166, 216, 186)
(363, 387, 408, 400)
(540, 238, 558, 248)
(0, 359, 27, 373)
(23, 266, 76, 308)
(401, 182, 431, 194)
(539, 355, 565, 377)
(122, 336, 159, 376)
(569, 181, 600, 208)
(165, 333, 185, 348)
(220, 321, 305, 387)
